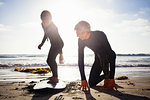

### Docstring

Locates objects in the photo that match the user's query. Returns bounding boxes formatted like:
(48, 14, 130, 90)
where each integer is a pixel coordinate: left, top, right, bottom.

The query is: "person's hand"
(38, 43, 43, 50)
(79, 80, 90, 91)
(59, 53, 64, 64)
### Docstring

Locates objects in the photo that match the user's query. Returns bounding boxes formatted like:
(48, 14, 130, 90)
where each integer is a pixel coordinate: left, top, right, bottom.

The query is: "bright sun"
(49, 1, 84, 56)
(37, 0, 94, 56)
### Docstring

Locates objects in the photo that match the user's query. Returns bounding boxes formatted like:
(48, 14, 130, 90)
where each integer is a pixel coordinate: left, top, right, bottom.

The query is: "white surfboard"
(33, 79, 66, 90)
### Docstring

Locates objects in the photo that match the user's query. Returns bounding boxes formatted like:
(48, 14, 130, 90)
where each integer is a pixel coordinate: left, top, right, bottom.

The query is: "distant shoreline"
(0, 53, 150, 58)
(117, 54, 150, 56)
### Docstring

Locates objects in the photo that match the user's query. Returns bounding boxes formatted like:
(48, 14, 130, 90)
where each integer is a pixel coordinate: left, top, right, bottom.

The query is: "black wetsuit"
(78, 31, 116, 87)
(42, 22, 64, 77)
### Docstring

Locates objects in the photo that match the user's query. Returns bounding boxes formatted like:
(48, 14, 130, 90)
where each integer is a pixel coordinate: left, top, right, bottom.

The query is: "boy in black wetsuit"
(74, 21, 117, 91)
(38, 10, 64, 83)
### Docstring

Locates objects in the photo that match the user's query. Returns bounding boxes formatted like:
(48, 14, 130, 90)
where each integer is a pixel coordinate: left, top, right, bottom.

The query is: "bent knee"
(89, 81, 97, 87)
(109, 51, 116, 61)
(47, 59, 55, 65)
(88, 78, 97, 87)
(112, 51, 116, 59)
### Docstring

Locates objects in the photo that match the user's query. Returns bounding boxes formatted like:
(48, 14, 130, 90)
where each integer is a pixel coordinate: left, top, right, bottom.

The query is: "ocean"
(0, 54, 150, 82)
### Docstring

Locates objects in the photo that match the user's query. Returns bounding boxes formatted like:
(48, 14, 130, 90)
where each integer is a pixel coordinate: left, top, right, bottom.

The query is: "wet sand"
(0, 77, 150, 100)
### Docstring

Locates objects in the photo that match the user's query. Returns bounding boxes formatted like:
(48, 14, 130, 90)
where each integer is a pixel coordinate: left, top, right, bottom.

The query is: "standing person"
(74, 21, 117, 91)
(38, 10, 64, 83)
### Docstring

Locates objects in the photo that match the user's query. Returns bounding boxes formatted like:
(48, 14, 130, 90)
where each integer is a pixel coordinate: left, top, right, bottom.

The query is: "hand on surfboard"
(79, 80, 90, 91)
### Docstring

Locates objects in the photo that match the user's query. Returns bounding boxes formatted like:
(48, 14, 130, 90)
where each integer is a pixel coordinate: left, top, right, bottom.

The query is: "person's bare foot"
(47, 77, 59, 83)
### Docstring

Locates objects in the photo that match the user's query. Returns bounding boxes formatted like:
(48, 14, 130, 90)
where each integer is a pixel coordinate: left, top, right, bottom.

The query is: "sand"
(0, 77, 150, 100)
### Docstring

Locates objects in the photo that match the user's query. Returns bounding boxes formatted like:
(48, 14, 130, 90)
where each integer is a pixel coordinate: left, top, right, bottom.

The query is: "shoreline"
(0, 77, 150, 100)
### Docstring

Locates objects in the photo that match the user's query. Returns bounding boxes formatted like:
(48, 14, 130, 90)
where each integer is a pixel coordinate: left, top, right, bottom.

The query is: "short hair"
(41, 10, 52, 20)
(74, 21, 91, 32)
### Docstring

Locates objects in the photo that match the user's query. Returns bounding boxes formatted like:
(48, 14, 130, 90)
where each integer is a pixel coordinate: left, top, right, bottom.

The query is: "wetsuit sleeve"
(78, 39, 86, 80)
(41, 33, 47, 45)
(41, 23, 47, 45)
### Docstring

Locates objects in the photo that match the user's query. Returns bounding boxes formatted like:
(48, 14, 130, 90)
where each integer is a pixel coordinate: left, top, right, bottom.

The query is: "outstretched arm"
(78, 39, 86, 80)
(78, 39, 90, 91)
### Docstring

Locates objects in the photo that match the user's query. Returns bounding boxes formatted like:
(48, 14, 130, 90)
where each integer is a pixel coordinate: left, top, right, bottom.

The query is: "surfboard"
(33, 79, 66, 90)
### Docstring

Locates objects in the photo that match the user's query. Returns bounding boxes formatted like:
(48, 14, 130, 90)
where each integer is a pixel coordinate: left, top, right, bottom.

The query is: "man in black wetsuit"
(74, 21, 117, 91)
(38, 10, 64, 83)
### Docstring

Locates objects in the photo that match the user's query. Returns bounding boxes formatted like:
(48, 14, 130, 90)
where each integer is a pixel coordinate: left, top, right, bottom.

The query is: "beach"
(0, 54, 150, 100)
(1, 0, 150, 99)
(0, 77, 150, 100)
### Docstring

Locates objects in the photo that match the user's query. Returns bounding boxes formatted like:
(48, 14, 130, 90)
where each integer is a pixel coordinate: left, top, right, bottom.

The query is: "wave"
(1, 63, 150, 68)
(0, 64, 47, 68)
(116, 64, 150, 67)
(86, 53, 150, 56)
(0, 55, 17, 58)
(117, 54, 150, 56)
(1, 53, 150, 58)
(0, 54, 46, 58)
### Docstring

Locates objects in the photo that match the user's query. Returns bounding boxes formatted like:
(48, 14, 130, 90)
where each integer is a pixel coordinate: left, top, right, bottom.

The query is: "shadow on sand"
(23, 83, 65, 100)
(84, 91, 96, 100)
(27, 83, 149, 100)
(91, 85, 150, 100)
(31, 88, 65, 100)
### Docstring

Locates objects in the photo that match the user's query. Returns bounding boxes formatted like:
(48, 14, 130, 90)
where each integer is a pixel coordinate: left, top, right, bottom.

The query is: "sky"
(0, 0, 150, 55)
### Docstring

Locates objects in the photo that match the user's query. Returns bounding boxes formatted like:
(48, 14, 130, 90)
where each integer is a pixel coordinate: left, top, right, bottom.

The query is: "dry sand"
(0, 77, 150, 100)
